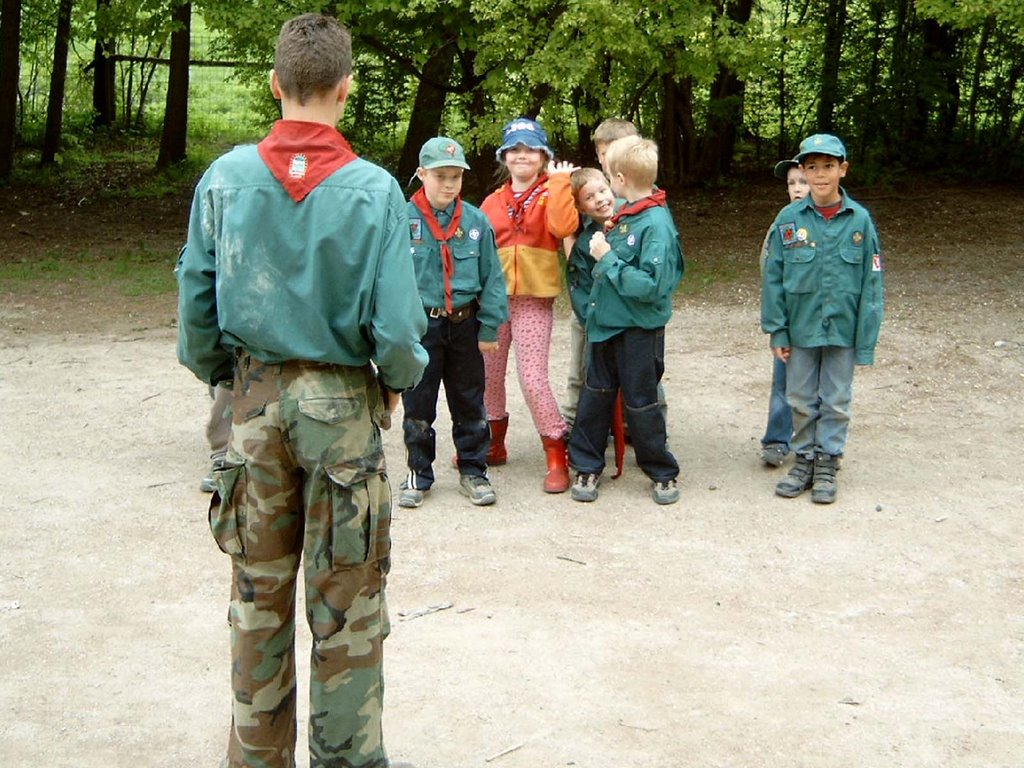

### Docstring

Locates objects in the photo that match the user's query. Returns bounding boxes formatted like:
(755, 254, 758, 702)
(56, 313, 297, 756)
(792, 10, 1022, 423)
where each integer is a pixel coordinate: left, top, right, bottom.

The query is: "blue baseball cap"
(795, 134, 847, 163)
(495, 117, 554, 161)
(419, 137, 470, 170)
(773, 157, 800, 179)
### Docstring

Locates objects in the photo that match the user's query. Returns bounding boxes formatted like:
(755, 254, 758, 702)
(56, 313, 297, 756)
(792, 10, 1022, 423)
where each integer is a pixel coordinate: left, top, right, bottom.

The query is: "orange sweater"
(480, 173, 579, 297)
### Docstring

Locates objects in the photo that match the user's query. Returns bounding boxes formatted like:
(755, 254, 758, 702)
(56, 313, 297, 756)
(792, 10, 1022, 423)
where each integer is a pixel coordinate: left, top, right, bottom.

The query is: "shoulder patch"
(409, 218, 422, 242)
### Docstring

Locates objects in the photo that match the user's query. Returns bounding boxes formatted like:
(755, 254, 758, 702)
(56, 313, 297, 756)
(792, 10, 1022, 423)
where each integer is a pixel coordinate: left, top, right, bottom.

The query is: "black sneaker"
(570, 473, 600, 502)
(459, 475, 496, 506)
(760, 443, 787, 467)
(811, 453, 839, 504)
(775, 453, 814, 497)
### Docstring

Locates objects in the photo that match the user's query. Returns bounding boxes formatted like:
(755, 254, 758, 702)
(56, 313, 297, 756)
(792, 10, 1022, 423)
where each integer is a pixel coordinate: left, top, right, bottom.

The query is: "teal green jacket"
(761, 189, 884, 365)
(586, 204, 685, 343)
(406, 198, 508, 342)
(177, 144, 428, 391)
(566, 217, 602, 325)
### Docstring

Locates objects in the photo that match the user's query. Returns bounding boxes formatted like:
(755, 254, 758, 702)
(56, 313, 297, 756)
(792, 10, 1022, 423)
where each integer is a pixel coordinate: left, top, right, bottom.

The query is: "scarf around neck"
(411, 187, 463, 313)
(605, 189, 668, 230)
(257, 120, 357, 203)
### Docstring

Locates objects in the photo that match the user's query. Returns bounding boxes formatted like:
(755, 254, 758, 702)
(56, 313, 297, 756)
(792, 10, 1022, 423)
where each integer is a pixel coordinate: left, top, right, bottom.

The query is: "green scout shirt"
(566, 217, 602, 325)
(406, 199, 509, 342)
(177, 144, 428, 391)
(586, 204, 685, 343)
(761, 189, 884, 365)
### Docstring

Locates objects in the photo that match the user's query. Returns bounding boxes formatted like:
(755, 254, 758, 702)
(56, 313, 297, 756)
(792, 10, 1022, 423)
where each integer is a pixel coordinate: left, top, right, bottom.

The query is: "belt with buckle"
(426, 304, 474, 324)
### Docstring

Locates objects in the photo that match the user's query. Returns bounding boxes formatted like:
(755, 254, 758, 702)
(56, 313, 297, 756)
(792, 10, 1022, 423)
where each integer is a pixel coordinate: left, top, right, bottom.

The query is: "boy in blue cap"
(400, 137, 509, 507)
(761, 133, 884, 503)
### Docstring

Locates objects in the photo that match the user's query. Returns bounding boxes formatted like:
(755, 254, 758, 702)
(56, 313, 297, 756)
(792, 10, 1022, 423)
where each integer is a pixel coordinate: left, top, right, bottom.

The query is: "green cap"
(795, 134, 847, 163)
(773, 157, 799, 180)
(419, 137, 470, 170)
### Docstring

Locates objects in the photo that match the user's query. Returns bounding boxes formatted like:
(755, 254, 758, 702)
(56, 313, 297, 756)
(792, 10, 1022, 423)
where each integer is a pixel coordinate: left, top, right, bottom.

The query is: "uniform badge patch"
(779, 222, 798, 245)
(872, 254, 882, 271)
(796, 228, 808, 242)
(469, 228, 481, 241)
(410, 218, 422, 241)
(627, 233, 636, 247)
(288, 154, 307, 179)
(853, 231, 863, 245)
(619, 224, 629, 235)
(455, 227, 464, 240)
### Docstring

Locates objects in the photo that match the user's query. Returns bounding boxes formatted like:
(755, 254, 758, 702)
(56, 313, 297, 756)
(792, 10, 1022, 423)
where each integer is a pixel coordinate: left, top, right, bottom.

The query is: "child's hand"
(479, 340, 499, 353)
(548, 159, 579, 176)
(772, 346, 790, 363)
(590, 231, 611, 261)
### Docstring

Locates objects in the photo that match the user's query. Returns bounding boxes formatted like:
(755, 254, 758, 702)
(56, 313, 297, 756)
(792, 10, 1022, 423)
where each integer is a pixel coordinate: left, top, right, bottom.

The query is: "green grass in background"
(0, 247, 176, 298)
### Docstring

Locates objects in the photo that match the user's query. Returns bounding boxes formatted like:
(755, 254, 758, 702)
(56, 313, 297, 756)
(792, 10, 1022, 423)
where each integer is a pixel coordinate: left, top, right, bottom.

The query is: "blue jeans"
(568, 327, 678, 482)
(786, 345, 856, 458)
(761, 355, 792, 450)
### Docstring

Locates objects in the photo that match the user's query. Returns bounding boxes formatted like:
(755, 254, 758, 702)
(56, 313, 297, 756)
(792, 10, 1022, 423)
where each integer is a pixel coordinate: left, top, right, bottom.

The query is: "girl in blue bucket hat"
(479, 117, 580, 493)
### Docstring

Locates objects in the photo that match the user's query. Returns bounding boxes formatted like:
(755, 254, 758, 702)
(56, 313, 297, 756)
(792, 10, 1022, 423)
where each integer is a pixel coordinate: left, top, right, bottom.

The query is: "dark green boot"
(775, 453, 814, 498)
(811, 453, 840, 504)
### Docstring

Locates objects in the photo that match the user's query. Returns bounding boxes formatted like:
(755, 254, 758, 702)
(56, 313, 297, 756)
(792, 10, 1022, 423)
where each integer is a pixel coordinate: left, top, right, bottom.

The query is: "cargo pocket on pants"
(208, 462, 246, 557)
(324, 457, 391, 570)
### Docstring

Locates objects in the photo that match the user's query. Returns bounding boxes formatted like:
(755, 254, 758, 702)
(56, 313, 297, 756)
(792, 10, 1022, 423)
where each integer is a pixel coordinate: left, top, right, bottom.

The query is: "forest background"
(0, 0, 1023, 192)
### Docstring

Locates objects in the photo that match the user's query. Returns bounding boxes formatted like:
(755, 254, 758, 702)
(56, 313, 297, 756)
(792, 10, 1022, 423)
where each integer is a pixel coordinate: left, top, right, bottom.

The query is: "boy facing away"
(761, 133, 884, 504)
(568, 136, 684, 505)
(176, 13, 428, 768)
(400, 137, 509, 508)
(758, 157, 809, 468)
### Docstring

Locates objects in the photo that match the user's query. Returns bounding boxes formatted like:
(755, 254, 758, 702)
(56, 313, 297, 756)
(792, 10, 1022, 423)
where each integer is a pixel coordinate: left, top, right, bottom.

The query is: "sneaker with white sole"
(398, 483, 426, 508)
(459, 475, 496, 506)
(652, 478, 680, 505)
(570, 472, 600, 502)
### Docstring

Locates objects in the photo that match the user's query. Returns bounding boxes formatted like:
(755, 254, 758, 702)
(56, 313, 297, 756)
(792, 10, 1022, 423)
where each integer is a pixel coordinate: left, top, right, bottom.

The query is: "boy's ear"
(336, 74, 354, 105)
(269, 69, 281, 99)
(839, 160, 849, 177)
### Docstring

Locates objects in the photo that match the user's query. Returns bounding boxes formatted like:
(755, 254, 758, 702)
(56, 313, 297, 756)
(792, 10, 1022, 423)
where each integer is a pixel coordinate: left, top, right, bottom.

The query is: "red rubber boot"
(541, 435, 570, 493)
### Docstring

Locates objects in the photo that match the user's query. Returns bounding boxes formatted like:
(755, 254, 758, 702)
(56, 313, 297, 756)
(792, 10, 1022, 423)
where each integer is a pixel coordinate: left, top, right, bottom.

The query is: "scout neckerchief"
(815, 200, 842, 221)
(411, 188, 463, 313)
(257, 120, 357, 203)
(604, 189, 667, 230)
(501, 175, 547, 234)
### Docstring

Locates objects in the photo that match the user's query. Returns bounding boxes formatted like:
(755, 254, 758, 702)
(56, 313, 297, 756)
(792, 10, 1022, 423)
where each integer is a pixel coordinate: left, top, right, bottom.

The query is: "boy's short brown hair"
(274, 14, 352, 105)
(604, 136, 658, 189)
(569, 167, 607, 204)
(593, 118, 638, 147)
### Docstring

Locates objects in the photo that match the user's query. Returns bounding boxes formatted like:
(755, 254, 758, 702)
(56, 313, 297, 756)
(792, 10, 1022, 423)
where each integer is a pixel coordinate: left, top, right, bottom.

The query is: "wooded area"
(0, 0, 1022, 184)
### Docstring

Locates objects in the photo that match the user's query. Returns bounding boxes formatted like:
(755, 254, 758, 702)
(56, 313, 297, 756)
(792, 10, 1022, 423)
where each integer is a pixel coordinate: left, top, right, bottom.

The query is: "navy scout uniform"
(569, 194, 684, 483)
(177, 119, 428, 768)
(402, 194, 508, 490)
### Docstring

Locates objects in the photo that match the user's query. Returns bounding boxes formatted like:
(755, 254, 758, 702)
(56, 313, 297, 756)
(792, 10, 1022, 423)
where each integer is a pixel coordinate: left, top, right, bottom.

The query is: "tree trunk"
(396, 42, 454, 184)
(657, 73, 697, 187)
(156, 2, 190, 168)
(0, 0, 21, 178)
(817, 0, 846, 132)
(967, 17, 995, 142)
(41, 0, 74, 166)
(92, 0, 116, 127)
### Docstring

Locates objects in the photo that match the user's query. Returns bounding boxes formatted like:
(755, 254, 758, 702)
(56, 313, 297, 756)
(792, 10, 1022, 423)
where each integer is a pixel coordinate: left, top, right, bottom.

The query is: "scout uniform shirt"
(586, 198, 685, 343)
(761, 189, 884, 365)
(406, 198, 509, 342)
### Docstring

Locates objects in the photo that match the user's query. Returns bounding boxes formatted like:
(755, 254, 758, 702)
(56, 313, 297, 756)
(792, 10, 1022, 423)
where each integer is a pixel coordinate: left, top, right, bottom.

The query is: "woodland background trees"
(0, 0, 1021, 185)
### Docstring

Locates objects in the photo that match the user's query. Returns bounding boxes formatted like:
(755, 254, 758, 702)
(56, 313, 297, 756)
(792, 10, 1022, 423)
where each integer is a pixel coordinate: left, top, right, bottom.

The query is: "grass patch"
(0, 246, 177, 298)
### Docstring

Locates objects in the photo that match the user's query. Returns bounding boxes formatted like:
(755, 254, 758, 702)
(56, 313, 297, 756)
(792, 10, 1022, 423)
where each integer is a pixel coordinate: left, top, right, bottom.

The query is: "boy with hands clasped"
(761, 133, 884, 504)
(400, 137, 509, 508)
(568, 136, 684, 505)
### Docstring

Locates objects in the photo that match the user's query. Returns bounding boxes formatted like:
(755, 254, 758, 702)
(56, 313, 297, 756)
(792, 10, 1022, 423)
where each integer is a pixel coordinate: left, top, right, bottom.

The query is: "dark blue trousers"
(401, 312, 489, 489)
(569, 327, 678, 483)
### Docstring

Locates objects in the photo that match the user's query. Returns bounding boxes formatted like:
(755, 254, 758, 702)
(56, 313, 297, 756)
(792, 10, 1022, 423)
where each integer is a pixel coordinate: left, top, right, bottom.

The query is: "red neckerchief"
(815, 200, 842, 221)
(412, 188, 463, 313)
(501, 175, 547, 234)
(604, 189, 668, 230)
(257, 120, 357, 203)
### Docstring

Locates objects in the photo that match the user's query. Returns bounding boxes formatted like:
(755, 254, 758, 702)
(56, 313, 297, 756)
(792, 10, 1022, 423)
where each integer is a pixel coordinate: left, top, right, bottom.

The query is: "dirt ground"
(1, 178, 1022, 768)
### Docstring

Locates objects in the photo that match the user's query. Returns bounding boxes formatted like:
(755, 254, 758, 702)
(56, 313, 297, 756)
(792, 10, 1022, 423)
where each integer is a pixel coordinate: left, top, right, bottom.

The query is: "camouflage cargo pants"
(210, 355, 393, 768)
